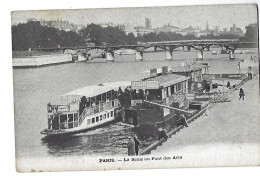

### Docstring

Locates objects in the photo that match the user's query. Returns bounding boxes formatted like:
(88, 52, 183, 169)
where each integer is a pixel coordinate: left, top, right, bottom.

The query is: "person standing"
(158, 128, 168, 140)
(127, 137, 135, 156)
(238, 62, 241, 70)
(239, 88, 245, 100)
(180, 114, 189, 127)
(133, 136, 140, 155)
(227, 81, 231, 89)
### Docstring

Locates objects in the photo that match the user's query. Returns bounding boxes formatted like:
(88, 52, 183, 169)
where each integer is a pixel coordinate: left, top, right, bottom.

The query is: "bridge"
(35, 39, 257, 61)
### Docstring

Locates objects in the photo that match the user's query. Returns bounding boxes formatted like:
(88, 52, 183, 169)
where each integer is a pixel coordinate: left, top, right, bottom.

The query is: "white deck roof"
(64, 81, 131, 98)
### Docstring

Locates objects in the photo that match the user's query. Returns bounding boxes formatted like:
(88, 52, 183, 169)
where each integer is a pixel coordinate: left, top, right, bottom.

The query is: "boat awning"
(142, 63, 209, 74)
(64, 81, 131, 98)
(145, 74, 190, 88)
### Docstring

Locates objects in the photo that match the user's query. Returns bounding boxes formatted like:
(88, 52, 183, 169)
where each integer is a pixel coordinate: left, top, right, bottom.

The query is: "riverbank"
(147, 74, 259, 166)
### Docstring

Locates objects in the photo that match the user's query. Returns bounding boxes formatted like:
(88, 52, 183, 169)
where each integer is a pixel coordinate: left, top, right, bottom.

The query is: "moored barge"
(41, 81, 131, 135)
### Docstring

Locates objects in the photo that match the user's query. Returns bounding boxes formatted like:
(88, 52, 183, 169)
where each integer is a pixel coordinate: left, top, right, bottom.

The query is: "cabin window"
(68, 114, 73, 129)
(92, 118, 95, 123)
(96, 116, 99, 122)
(96, 95, 101, 105)
(107, 112, 110, 118)
(165, 88, 169, 97)
(52, 115, 59, 130)
(60, 114, 67, 123)
(113, 91, 118, 99)
(111, 111, 113, 117)
(74, 113, 78, 121)
(171, 85, 174, 95)
(168, 87, 171, 96)
(147, 89, 161, 101)
(87, 119, 91, 125)
(101, 93, 106, 103)
(107, 90, 112, 101)
(100, 115, 103, 121)
(104, 114, 106, 119)
(68, 114, 73, 121)
(86, 98, 91, 107)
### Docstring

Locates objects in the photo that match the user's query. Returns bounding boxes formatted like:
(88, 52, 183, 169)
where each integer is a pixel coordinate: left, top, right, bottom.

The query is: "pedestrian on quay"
(127, 137, 136, 156)
(158, 128, 168, 141)
(239, 88, 245, 100)
(180, 114, 189, 127)
(238, 62, 241, 70)
(133, 136, 140, 155)
(227, 81, 231, 89)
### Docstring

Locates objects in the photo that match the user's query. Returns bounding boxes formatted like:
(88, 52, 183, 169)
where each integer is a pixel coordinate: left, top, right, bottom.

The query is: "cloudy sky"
(12, 4, 257, 31)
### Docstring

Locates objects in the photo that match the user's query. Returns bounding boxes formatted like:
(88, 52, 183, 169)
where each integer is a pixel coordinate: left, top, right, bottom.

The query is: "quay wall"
(12, 54, 72, 67)
(139, 71, 258, 155)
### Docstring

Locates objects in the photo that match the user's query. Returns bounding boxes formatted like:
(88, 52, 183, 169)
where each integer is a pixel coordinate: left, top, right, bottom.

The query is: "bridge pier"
(229, 49, 235, 60)
(187, 46, 191, 52)
(106, 52, 115, 62)
(197, 50, 204, 60)
(165, 50, 172, 60)
(135, 51, 144, 61)
(165, 46, 174, 60)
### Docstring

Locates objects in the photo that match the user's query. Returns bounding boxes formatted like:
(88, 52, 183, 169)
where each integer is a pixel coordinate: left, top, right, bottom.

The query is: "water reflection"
(41, 122, 138, 156)
(40, 115, 183, 157)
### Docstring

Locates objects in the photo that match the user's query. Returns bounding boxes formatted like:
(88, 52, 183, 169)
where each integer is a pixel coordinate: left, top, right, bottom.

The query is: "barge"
(41, 63, 211, 136)
(41, 81, 131, 135)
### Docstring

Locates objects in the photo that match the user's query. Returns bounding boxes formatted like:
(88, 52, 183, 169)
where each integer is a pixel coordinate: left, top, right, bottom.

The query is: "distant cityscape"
(27, 17, 245, 37)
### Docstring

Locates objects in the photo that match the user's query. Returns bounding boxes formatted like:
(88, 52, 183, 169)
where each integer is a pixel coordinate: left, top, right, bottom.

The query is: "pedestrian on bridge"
(239, 88, 245, 100)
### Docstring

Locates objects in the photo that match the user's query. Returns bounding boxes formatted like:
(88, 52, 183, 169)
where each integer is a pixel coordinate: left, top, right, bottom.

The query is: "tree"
(12, 21, 85, 51)
(240, 23, 258, 42)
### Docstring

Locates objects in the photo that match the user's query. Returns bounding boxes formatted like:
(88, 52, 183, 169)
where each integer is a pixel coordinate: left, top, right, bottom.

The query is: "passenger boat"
(40, 81, 131, 135)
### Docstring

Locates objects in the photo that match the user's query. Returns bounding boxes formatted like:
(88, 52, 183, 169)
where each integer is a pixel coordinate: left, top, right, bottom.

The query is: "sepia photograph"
(10, 2, 259, 173)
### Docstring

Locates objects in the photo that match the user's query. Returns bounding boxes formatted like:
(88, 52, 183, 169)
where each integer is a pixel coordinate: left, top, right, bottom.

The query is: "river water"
(13, 49, 258, 159)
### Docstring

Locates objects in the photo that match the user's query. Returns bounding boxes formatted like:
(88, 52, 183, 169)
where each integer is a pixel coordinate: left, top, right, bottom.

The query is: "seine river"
(13, 49, 257, 159)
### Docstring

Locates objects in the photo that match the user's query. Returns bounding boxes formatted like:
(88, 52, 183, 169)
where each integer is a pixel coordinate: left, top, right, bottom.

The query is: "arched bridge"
(35, 39, 257, 61)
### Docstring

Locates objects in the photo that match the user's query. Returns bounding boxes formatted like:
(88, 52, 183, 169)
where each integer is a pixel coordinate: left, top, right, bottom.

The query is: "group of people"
(127, 136, 140, 156)
(127, 114, 189, 156)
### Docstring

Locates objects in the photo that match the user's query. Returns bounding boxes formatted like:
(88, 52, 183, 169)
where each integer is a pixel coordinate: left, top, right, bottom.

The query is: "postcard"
(11, 4, 259, 172)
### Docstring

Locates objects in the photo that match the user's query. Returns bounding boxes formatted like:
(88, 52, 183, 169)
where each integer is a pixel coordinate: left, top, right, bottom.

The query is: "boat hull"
(41, 107, 121, 136)
(41, 118, 119, 136)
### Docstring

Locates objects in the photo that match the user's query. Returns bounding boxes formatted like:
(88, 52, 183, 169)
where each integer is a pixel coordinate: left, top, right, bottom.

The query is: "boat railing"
(77, 99, 119, 126)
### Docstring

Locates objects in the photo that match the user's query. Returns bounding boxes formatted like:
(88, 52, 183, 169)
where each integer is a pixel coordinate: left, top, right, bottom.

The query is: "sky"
(11, 4, 258, 31)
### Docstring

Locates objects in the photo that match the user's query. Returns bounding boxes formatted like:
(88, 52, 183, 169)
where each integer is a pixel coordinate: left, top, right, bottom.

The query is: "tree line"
(12, 21, 258, 51)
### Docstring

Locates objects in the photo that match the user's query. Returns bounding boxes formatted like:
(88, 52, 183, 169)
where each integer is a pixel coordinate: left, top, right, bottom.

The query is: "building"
(155, 24, 181, 33)
(134, 26, 154, 36)
(206, 21, 210, 34)
(182, 26, 201, 36)
(123, 25, 138, 36)
(230, 24, 244, 36)
(27, 19, 81, 32)
(145, 18, 152, 29)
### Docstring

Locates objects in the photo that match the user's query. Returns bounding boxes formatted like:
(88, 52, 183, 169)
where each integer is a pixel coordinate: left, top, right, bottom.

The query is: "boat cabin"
(46, 81, 131, 131)
(120, 66, 191, 125)
(171, 63, 209, 91)
(128, 66, 190, 108)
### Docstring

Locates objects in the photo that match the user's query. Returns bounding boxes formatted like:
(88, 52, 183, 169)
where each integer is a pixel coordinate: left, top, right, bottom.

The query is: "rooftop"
(145, 74, 190, 87)
(172, 63, 209, 73)
(65, 81, 131, 98)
